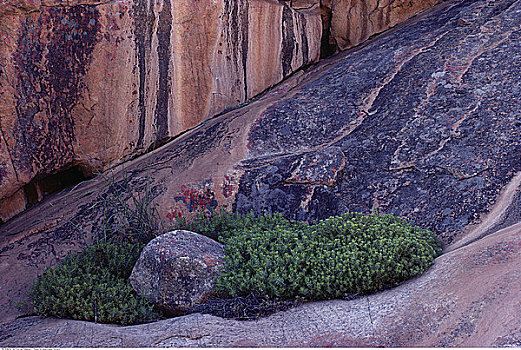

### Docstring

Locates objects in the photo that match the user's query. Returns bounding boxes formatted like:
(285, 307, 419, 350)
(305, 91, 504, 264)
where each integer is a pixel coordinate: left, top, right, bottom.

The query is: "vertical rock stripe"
(241, 0, 249, 99)
(281, 4, 295, 78)
(155, 0, 172, 141)
(133, 0, 153, 150)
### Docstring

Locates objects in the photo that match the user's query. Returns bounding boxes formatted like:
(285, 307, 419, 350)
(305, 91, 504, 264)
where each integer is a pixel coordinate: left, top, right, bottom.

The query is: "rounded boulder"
(129, 230, 224, 314)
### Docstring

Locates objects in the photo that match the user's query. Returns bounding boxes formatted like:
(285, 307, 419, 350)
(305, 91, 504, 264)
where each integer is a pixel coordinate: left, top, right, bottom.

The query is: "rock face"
(129, 230, 225, 314)
(1, 0, 521, 323)
(281, 0, 445, 54)
(0, 0, 446, 221)
(2, 0, 520, 336)
(326, 0, 443, 50)
(0, 0, 322, 221)
(233, 0, 521, 246)
(0, 0, 447, 222)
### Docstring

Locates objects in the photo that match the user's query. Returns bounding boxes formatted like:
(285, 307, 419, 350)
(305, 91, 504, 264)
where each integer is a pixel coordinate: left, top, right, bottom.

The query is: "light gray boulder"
(129, 230, 224, 314)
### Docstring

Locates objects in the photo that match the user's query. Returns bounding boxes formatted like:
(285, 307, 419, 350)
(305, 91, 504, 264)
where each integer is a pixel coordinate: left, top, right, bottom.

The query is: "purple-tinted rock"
(129, 230, 224, 314)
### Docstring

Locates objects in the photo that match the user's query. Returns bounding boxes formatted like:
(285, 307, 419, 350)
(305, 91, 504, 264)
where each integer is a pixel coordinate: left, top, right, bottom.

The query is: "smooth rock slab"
(129, 230, 224, 314)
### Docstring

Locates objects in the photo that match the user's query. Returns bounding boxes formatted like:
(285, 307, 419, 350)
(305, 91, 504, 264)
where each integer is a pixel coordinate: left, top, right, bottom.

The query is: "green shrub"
(173, 210, 298, 243)
(31, 209, 442, 324)
(29, 241, 160, 325)
(215, 212, 442, 300)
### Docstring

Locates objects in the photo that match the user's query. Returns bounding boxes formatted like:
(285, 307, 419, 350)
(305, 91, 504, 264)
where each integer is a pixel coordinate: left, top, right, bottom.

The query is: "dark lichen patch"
(154, 0, 172, 142)
(238, 0, 521, 244)
(281, 4, 295, 79)
(0, 164, 7, 185)
(132, 0, 155, 150)
(234, 153, 325, 222)
(13, 5, 101, 175)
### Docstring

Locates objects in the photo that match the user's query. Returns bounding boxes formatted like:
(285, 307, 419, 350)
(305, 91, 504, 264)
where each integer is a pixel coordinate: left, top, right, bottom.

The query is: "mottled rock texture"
(235, 0, 521, 246)
(0, 0, 322, 220)
(327, 0, 443, 50)
(129, 230, 224, 314)
(1, 0, 521, 343)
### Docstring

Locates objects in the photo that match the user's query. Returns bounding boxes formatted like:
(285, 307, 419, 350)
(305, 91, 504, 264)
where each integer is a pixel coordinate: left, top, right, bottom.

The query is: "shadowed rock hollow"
(1, 0, 521, 346)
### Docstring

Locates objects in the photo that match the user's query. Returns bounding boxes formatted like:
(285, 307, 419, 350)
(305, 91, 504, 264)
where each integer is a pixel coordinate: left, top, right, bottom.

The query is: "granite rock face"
(326, 0, 443, 50)
(285, 0, 445, 55)
(0, 0, 446, 222)
(1, 0, 521, 338)
(129, 230, 224, 314)
(0, 0, 444, 221)
(0, 0, 322, 221)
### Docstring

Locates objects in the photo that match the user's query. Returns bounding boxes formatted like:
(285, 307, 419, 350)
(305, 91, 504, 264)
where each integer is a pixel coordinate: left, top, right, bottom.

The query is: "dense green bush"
(30, 209, 442, 324)
(29, 241, 160, 325)
(215, 212, 442, 300)
(174, 210, 299, 243)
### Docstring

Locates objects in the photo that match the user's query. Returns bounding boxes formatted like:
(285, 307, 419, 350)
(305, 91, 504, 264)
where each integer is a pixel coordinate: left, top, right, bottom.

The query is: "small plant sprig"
(94, 166, 164, 245)
(74, 142, 165, 246)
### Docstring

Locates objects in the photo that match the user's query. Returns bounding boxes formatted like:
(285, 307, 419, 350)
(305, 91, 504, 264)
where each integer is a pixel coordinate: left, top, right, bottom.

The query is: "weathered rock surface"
(234, 0, 521, 246)
(0, 0, 448, 221)
(129, 230, 224, 314)
(1, 221, 520, 347)
(0, 0, 322, 220)
(327, 0, 443, 50)
(1, 0, 521, 344)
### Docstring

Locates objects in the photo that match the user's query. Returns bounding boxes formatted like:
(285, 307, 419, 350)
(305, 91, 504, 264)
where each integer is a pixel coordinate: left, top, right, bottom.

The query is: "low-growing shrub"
(215, 212, 442, 300)
(29, 241, 160, 325)
(30, 209, 442, 324)
(173, 210, 298, 243)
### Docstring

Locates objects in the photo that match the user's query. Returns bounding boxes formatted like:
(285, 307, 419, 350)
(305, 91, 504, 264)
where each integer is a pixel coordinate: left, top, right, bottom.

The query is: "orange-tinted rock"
(327, 0, 442, 50)
(0, 0, 322, 221)
(0, 189, 26, 222)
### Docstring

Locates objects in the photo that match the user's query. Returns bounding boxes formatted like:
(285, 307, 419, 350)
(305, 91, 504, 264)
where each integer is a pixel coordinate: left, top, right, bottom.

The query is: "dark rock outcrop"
(129, 230, 224, 314)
